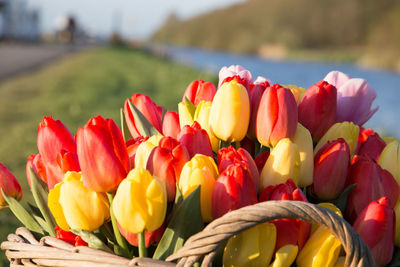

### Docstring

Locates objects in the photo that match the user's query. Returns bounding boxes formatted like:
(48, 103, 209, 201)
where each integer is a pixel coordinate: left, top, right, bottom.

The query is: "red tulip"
(218, 146, 260, 192)
(212, 163, 257, 219)
(254, 150, 270, 175)
(256, 84, 298, 147)
(353, 197, 395, 267)
(77, 115, 130, 192)
(239, 136, 256, 157)
(146, 136, 190, 201)
(298, 80, 337, 142)
(182, 80, 216, 106)
(356, 128, 385, 161)
(126, 136, 149, 169)
(0, 163, 23, 209)
(37, 116, 79, 189)
(259, 179, 311, 251)
(26, 153, 47, 187)
(162, 111, 180, 139)
(346, 155, 400, 223)
(177, 121, 213, 158)
(118, 222, 165, 248)
(55, 226, 88, 247)
(124, 94, 163, 138)
(313, 138, 350, 201)
(248, 81, 269, 139)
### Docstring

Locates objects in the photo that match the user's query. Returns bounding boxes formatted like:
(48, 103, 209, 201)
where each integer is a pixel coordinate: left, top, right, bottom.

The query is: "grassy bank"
(0, 46, 217, 265)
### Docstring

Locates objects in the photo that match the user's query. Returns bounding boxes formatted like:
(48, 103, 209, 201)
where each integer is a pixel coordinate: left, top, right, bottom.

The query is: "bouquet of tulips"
(1, 65, 400, 267)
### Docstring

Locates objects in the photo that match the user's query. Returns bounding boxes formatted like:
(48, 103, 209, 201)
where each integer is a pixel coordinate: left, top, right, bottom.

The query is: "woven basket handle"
(165, 200, 377, 267)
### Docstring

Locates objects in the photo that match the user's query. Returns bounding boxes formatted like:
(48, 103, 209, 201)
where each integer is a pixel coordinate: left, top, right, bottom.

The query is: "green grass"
(0, 45, 217, 266)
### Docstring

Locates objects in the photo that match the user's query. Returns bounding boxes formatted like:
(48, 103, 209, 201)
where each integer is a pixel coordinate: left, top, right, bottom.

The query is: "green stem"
(138, 231, 147, 258)
(219, 140, 231, 149)
(107, 192, 129, 253)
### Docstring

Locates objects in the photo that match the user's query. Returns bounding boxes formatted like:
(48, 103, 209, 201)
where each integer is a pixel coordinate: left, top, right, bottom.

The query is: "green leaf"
(174, 185, 183, 206)
(127, 100, 160, 137)
(153, 186, 203, 260)
(1, 189, 44, 235)
(388, 246, 400, 267)
(120, 107, 132, 142)
(70, 229, 114, 254)
(334, 184, 356, 214)
(29, 167, 57, 237)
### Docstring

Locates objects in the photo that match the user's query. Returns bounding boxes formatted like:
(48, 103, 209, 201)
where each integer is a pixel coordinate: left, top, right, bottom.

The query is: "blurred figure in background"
(55, 15, 76, 43)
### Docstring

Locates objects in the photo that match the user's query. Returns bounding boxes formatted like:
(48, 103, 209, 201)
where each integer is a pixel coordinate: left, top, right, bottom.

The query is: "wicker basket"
(1, 201, 377, 267)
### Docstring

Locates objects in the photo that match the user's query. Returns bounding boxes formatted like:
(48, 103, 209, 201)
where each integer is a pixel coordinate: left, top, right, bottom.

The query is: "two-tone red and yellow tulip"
(177, 121, 213, 158)
(134, 134, 163, 170)
(223, 222, 276, 267)
(193, 101, 219, 152)
(37, 116, 79, 189)
(48, 171, 110, 231)
(260, 138, 300, 189)
(179, 154, 218, 222)
(182, 80, 216, 106)
(356, 128, 386, 161)
(298, 80, 337, 142)
(124, 94, 163, 138)
(212, 163, 257, 219)
(353, 197, 394, 267)
(0, 163, 22, 209)
(259, 179, 311, 251)
(314, 122, 359, 156)
(296, 203, 342, 267)
(162, 111, 180, 139)
(209, 80, 250, 143)
(378, 140, 400, 185)
(313, 138, 350, 201)
(346, 155, 400, 223)
(76, 115, 130, 192)
(247, 81, 268, 139)
(256, 84, 298, 147)
(113, 168, 167, 233)
(146, 136, 190, 201)
(292, 123, 314, 187)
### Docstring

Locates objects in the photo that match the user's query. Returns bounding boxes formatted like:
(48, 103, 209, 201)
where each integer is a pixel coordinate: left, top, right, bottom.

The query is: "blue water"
(163, 46, 400, 138)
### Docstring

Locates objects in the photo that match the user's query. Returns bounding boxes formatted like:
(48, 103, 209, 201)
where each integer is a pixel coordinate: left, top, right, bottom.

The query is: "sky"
(26, 0, 245, 39)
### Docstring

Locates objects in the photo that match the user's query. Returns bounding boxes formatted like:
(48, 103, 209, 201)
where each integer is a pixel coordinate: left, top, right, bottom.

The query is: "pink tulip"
(324, 71, 379, 126)
(124, 94, 163, 138)
(177, 121, 213, 158)
(182, 80, 216, 106)
(353, 197, 395, 267)
(77, 115, 130, 192)
(0, 163, 23, 208)
(298, 80, 337, 141)
(162, 111, 180, 139)
(218, 65, 253, 88)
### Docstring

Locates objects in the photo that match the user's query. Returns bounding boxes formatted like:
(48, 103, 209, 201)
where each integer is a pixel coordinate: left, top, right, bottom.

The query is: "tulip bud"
(378, 140, 400, 186)
(353, 197, 394, 267)
(313, 138, 350, 201)
(126, 136, 149, 169)
(218, 65, 253, 88)
(260, 138, 300, 189)
(193, 101, 219, 152)
(134, 134, 163, 170)
(212, 163, 257, 219)
(259, 179, 311, 251)
(77, 115, 130, 192)
(182, 80, 216, 106)
(146, 136, 190, 201)
(124, 94, 163, 138)
(178, 99, 195, 129)
(269, 245, 298, 267)
(218, 146, 260, 192)
(248, 82, 268, 139)
(296, 203, 342, 267)
(162, 111, 180, 139)
(314, 122, 359, 156)
(256, 84, 298, 147)
(177, 121, 213, 158)
(298, 80, 337, 142)
(179, 154, 218, 222)
(113, 168, 167, 233)
(346, 155, 400, 223)
(223, 222, 276, 267)
(48, 171, 110, 231)
(292, 123, 314, 187)
(356, 128, 386, 161)
(0, 163, 23, 209)
(209, 80, 250, 142)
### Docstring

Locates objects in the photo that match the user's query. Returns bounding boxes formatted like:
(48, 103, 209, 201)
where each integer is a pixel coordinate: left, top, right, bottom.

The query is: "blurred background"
(0, 0, 400, 265)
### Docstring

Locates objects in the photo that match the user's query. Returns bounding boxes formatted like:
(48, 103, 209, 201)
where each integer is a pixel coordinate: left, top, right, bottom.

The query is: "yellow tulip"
(269, 245, 298, 267)
(48, 171, 110, 231)
(260, 138, 300, 189)
(382, 136, 397, 144)
(113, 168, 167, 233)
(194, 101, 219, 152)
(179, 154, 218, 222)
(296, 203, 342, 267)
(224, 223, 276, 267)
(178, 100, 195, 129)
(134, 133, 163, 169)
(378, 140, 400, 185)
(284, 84, 306, 105)
(292, 123, 314, 187)
(209, 80, 250, 142)
(394, 200, 400, 247)
(314, 122, 359, 155)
